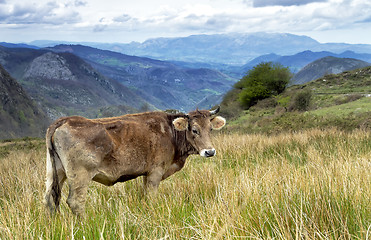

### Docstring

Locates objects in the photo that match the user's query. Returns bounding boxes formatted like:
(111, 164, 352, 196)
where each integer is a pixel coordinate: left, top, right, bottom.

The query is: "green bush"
(235, 62, 292, 109)
(289, 89, 312, 111)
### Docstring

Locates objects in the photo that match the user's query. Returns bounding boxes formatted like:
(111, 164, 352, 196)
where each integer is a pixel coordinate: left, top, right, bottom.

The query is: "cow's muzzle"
(200, 149, 216, 157)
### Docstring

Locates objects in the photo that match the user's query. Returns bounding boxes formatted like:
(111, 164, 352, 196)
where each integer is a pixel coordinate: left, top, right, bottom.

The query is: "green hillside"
(221, 66, 371, 134)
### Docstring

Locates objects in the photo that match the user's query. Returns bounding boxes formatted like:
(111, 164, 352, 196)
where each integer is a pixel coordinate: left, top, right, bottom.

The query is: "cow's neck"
(173, 129, 196, 159)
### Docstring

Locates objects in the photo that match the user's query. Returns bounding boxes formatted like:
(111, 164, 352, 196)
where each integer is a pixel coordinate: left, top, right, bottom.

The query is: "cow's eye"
(192, 129, 199, 135)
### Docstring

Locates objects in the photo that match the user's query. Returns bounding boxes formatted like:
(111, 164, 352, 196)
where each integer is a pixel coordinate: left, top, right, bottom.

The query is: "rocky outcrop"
(19, 51, 150, 120)
(24, 52, 77, 81)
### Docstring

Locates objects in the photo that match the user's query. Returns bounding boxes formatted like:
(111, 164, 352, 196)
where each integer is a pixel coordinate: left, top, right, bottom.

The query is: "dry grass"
(0, 129, 370, 239)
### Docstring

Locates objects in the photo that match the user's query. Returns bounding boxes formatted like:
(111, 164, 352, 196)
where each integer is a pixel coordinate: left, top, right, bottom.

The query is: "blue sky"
(1, 0, 370, 44)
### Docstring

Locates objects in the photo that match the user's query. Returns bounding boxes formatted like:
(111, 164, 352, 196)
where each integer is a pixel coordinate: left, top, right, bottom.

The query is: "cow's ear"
(173, 117, 188, 131)
(211, 116, 226, 130)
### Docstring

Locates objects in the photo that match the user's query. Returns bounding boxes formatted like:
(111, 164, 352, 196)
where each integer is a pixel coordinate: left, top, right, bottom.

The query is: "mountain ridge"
(292, 56, 371, 85)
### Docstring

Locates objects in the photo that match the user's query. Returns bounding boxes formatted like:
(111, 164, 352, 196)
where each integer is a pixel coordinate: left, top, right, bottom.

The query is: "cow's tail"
(44, 119, 66, 214)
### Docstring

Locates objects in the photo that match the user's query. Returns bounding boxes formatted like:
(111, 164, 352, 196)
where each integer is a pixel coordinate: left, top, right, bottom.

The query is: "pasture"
(0, 129, 370, 239)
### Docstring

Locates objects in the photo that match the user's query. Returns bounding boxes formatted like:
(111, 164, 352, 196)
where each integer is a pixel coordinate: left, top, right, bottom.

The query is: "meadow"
(0, 129, 370, 239)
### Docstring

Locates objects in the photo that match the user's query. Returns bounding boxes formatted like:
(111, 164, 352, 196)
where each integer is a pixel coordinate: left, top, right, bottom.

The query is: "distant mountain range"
(26, 33, 371, 66)
(0, 64, 49, 139)
(292, 56, 371, 85)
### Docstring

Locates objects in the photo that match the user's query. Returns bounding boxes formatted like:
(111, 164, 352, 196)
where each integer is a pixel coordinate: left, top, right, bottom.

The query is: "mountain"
(241, 50, 371, 76)
(49, 44, 236, 111)
(43, 33, 371, 66)
(0, 46, 149, 120)
(292, 56, 371, 85)
(0, 64, 49, 139)
(0, 42, 39, 49)
(66, 33, 321, 65)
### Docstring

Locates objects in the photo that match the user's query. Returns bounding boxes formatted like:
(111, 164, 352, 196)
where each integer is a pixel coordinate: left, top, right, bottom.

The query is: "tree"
(235, 62, 292, 109)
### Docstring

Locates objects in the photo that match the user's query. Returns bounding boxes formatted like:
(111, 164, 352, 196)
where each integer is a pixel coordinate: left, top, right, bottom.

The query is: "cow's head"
(172, 107, 226, 157)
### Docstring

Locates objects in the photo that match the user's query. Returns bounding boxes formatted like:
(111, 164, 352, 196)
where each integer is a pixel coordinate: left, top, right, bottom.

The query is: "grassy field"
(0, 129, 370, 239)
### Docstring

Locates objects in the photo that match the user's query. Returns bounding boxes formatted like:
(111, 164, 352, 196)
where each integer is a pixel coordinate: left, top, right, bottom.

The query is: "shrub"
(289, 89, 312, 111)
(235, 62, 292, 109)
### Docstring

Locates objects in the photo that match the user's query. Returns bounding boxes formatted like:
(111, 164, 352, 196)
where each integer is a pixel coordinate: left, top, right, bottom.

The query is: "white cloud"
(0, 0, 81, 24)
(253, 0, 328, 7)
(0, 0, 370, 44)
(113, 14, 132, 23)
(73, 0, 86, 7)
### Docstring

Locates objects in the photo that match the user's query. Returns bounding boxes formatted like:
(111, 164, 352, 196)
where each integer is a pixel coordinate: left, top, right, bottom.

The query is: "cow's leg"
(161, 163, 181, 180)
(143, 167, 165, 192)
(66, 169, 92, 216)
(162, 159, 186, 180)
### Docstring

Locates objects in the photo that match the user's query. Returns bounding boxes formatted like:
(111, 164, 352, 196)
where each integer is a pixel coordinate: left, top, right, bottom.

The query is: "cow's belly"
(92, 172, 141, 186)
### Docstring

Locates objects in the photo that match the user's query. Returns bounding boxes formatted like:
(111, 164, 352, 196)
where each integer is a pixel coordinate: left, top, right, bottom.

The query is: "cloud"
(113, 14, 132, 23)
(102, 0, 371, 42)
(356, 16, 371, 23)
(0, 1, 81, 25)
(74, 0, 86, 7)
(253, 0, 327, 7)
(1, 0, 370, 44)
(93, 24, 107, 32)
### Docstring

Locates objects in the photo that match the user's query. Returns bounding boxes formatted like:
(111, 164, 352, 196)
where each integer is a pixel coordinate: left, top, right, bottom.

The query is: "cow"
(44, 107, 226, 215)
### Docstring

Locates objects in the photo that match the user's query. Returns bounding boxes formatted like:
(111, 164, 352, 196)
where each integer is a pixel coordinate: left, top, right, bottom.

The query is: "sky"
(0, 0, 371, 44)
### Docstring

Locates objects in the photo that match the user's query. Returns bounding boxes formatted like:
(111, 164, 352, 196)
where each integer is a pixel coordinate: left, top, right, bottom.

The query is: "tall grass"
(0, 129, 370, 239)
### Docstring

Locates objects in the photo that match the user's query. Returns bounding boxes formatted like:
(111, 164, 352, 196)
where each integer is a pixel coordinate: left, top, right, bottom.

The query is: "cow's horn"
(210, 106, 220, 115)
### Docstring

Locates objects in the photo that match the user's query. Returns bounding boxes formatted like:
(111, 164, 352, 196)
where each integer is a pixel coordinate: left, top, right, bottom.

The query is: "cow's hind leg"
(66, 169, 92, 216)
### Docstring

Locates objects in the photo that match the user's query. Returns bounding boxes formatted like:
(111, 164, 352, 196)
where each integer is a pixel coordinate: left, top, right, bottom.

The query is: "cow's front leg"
(162, 163, 182, 180)
(143, 167, 165, 192)
(162, 158, 186, 180)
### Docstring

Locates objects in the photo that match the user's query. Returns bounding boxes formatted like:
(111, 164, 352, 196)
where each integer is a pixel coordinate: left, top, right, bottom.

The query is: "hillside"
(0, 64, 49, 139)
(221, 66, 371, 134)
(292, 56, 371, 85)
(49, 44, 236, 111)
(0, 46, 149, 120)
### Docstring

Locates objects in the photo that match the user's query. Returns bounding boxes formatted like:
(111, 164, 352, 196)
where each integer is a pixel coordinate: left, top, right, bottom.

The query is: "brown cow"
(44, 108, 226, 215)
